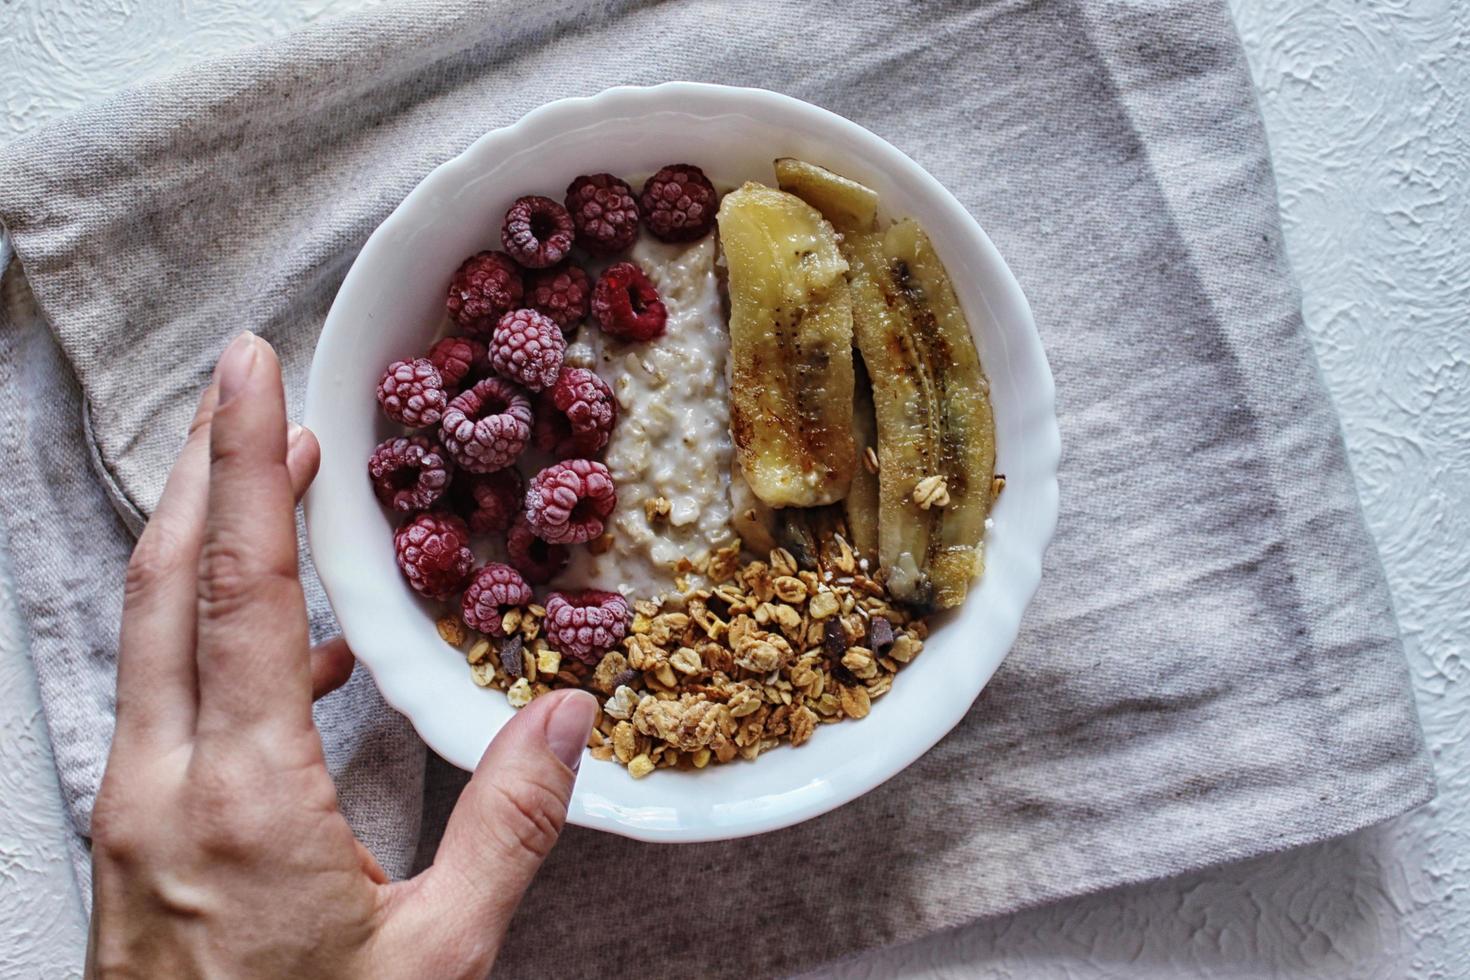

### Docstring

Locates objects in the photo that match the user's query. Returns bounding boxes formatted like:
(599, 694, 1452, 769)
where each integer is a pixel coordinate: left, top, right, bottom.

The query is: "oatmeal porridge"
(557, 235, 738, 597)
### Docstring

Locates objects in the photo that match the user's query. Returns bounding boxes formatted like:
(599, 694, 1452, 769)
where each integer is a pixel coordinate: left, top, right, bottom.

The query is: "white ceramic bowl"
(305, 82, 1059, 843)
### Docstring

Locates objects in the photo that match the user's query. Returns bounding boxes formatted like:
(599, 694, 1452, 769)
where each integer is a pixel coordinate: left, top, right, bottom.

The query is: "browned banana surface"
(774, 160, 996, 609)
(717, 182, 857, 508)
(845, 221, 995, 610)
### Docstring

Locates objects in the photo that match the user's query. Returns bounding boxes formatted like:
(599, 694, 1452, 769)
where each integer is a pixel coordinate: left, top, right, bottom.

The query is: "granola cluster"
(436, 534, 927, 777)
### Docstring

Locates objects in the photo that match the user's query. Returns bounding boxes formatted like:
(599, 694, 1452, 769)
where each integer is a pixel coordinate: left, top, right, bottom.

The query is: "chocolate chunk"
(499, 635, 525, 678)
(823, 617, 848, 661)
(611, 667, 641, 690)
(830, 659, 858, 687)
(867, 616, 896, 655)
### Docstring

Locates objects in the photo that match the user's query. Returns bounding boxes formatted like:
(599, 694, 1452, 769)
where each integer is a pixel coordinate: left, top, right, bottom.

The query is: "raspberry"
(640, 164, 717, 242)
(394, 510, 473, 600)
(543, 590, 630, 664)
(368, 435, 452, 513)
(506, 514, 568, 585)
(591, 262, 667, 342)
(524, 264, 591, 334)
(377, 358, 448, 428)
(565, 173, 640, 254)
(534, 367, 616, 458)
(454, 468, 524, 535)
(501, 195, 575, 269)
(524, 459, 616, 545)
(461, 562, 533, 636)
(489, 308, 566, 392)
(440, 377, 533, 473)
(425, 335, 487, 391)
(447, 251, 524, 336)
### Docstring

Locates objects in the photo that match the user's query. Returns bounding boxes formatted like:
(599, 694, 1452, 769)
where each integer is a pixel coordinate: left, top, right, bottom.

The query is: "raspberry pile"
(447, 251, 523, 336)
(592, 262, 667, 341)
(462, 562, 534, 636)
(455, 468, 524, 535)
(640, 164, 717, 242)
(489, 308, 565, 392)
(565, 173, 640, 254)
(371, 161, 722, 678)
(440, 377, 533, 473)
(525, 459, 617, 545)
(426, 335, 486, 391)
(369, 435, 452, 513)
(394, 511, 474, 600)
(542, 590, 631, 665)
(501, 195, 575, 269)
(506, 514, 568, 584)
(535, 367, 616, 458)
(378, 359, 447, 428)
(524, 264, 591, 333)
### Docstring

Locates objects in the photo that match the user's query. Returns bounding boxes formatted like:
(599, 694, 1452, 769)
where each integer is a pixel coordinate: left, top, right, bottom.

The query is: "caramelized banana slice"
(846, 221, 995, 610)
(774, 158, 879, 232)
(775, 159, 996, 609)
(716, 183, 857, 508)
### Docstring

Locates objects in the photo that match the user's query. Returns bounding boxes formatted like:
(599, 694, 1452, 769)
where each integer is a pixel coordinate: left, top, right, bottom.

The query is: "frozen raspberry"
(505, 514, 568, 585)
(377, 358, 448, 428)
(640, 164, 717, 242)
(368, 435, 453, 513)
(534, 367, 616, 458)
(524, 459, 616, 545)
(394, 510, 473, 600)
(461, 562, 533, 636)
(524, 264, 591, 334)
(501, 195, 575, 269)
(591, 262, 667, 342)
(489, 308, 566, 392)
(565, 173, 640, 254)
(543, 590, 630, 664)
(454, 468, 524, 535)
(447, 251, 524, 336)
(425, 335, 487, 391)
(440, 377, 533, 473)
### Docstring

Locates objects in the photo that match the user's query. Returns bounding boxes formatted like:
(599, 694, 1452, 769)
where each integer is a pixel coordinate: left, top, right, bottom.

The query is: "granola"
(439, 534, 927, 777)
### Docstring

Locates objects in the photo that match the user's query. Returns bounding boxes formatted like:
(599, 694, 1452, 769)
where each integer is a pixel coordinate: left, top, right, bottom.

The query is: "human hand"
(87, 332, 597, 978)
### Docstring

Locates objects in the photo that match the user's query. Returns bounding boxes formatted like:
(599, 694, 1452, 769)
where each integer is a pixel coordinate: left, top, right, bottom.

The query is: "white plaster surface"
(0, 1, 1465, 977)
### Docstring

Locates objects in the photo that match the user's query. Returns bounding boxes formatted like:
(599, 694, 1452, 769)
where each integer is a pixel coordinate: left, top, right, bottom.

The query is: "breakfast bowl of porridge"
(304, 83, 1059, 842)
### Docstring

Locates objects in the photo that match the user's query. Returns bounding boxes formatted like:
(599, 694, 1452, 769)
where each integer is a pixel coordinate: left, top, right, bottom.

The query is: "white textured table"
(2, 2, 1465, 977)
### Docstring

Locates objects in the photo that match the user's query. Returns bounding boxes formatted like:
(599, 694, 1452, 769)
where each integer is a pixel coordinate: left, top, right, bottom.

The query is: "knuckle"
(123, 527, 186, 603)
(187, 772, 267, 860)
(187, 401, 216, 438)
(90, 797, 145, 864)
(196, 538, 294, 620)
(487, 778, 567, 862)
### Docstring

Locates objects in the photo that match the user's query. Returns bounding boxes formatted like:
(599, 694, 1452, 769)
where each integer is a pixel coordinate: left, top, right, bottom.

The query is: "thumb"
(381, 689, 597, 973)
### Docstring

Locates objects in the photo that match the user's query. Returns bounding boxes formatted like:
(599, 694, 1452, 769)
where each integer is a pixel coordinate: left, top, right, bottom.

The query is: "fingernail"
(216, 332, 258, 404)
(544, 690, 598, 772)
(287, 422, 305, 450)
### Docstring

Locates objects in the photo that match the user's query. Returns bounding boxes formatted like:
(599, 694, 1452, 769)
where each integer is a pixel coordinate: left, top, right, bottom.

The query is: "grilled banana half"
(776, 160, 996, 611)
(774, 158, 879, 232)
(716, 182, 857, 508)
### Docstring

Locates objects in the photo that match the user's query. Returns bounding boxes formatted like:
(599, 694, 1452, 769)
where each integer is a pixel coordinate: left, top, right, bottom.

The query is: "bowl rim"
(305, 81, 1060, 842)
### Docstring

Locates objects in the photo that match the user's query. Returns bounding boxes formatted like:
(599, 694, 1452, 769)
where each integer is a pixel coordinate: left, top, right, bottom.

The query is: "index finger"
(114, 382, 217, 750)
(193, 333, 315, 737)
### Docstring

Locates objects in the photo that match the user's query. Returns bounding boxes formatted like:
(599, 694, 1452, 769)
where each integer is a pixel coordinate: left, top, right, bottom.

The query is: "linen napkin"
(0, 0, 1434, 976)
